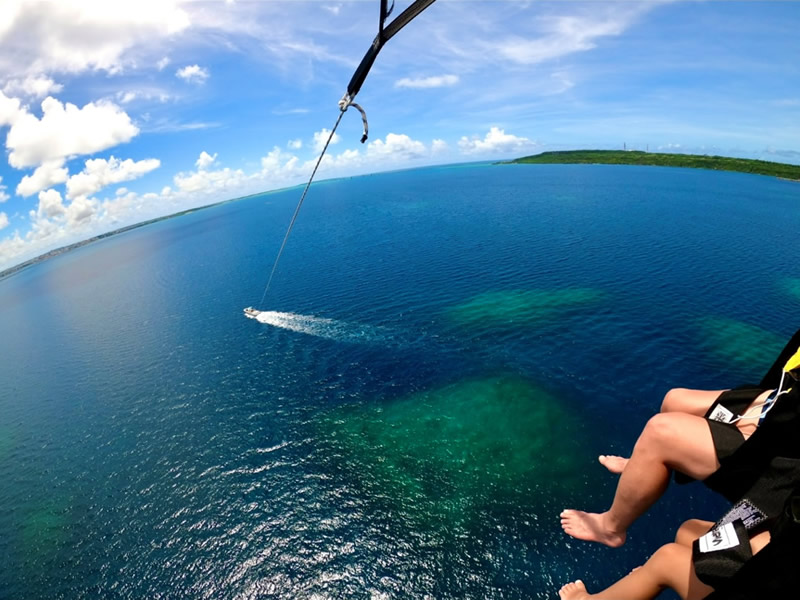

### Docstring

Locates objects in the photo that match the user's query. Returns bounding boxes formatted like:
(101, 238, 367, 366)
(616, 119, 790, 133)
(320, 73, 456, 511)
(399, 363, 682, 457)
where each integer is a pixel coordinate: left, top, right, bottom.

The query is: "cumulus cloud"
(195, 151, 217, 169)
(395, 74, 459, 89)
(0, 0, 190, 77)
(0, 212, 8, 230)
(0, 176, 8, 203)
(16, 160, 69, 197)
(432, 139, 448, 154)
(367, 133, 427, 160)
(458, 127, 536, 156)
(0, 91, 23, 126)
(36, 189, 67, 219)
(3, 75, 63, 98)
(176, 64, 209, 84)
(156, 57, 170, 71)
(6, 96, 138, 169)
(260, 147, 300, 177)
(288, 139, 302, 150)
(66, 195, 97, 225)
(66, 156, 161, 199)
(313, 128, 341, 153)
(173, 165, 248, 194)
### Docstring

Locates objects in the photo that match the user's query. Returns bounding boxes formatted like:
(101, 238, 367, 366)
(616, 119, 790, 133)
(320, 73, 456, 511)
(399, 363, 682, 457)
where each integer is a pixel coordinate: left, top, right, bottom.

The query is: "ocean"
(1, 163, 798, 599)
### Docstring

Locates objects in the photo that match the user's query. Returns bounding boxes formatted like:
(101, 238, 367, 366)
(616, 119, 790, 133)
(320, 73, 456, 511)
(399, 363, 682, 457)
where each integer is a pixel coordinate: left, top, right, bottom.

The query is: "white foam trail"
(254, 311, 386, 343)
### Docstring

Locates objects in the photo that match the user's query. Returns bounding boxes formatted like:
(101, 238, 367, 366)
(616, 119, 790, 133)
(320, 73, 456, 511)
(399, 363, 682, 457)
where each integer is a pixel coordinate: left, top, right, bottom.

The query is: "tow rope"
(257, 0, 437, 307)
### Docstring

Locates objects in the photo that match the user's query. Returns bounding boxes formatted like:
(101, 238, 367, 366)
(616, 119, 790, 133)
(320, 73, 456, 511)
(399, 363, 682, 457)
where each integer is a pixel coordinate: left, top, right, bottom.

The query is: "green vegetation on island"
(510, 150, 800, 181)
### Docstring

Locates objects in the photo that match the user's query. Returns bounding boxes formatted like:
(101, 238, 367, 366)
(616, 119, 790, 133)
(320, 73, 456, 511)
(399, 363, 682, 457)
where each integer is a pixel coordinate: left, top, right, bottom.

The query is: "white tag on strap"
(709, 404, 735, 424)
(699, 522, 740, 553)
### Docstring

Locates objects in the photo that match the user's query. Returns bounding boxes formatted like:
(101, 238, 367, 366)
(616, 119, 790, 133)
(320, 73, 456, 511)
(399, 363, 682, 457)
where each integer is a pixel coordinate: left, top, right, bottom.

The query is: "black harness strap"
(346, 0, 437, 100)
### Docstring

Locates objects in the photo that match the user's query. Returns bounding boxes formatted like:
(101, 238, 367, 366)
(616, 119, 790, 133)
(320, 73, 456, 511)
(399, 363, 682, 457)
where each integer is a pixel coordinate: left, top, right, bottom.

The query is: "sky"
(0, 0, 798, 271)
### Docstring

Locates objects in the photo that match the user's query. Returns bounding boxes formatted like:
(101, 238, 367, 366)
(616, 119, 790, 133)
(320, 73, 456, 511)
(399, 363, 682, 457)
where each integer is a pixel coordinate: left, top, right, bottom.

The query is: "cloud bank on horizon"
(0, 0, 798, 270)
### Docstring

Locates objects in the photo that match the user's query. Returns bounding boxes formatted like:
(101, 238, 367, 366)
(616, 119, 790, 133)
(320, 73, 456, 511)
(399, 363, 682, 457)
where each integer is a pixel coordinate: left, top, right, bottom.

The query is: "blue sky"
(0, 0, 798, 270)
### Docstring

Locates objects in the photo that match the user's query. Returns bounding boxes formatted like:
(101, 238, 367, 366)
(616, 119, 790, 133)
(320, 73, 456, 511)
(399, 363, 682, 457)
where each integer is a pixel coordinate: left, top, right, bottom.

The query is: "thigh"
(647, 412, 721, 480)
(662, 388, 727, 416)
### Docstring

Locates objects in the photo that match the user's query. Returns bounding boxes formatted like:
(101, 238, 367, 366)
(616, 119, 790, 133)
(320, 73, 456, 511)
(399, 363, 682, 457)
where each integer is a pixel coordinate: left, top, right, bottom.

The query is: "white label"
(709, 405, 735, 424)
(699, 522, 740, 553)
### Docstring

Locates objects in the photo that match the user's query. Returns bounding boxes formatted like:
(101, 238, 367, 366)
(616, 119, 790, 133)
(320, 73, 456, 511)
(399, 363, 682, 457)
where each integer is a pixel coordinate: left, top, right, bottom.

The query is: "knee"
(650, 542, 685, 567)
(661, 388, 690, 413)
(675, 519, 710, 546)
(640, 413, 678, 447)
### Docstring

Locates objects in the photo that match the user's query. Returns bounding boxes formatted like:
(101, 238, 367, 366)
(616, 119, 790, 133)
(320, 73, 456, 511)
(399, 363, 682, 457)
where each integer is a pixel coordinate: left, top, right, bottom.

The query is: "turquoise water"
(0, 163, 798, 599)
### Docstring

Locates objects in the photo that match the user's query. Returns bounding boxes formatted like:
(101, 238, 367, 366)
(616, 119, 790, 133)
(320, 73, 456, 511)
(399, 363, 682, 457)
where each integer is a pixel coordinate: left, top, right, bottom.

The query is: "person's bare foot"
(559, 580, 591, 599)
(560, 510, 626, 547)
(598, 455, 628, 474)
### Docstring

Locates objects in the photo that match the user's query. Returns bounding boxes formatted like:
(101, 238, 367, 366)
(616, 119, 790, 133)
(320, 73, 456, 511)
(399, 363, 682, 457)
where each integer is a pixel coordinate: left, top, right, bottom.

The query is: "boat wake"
(248, 309, 388, 344)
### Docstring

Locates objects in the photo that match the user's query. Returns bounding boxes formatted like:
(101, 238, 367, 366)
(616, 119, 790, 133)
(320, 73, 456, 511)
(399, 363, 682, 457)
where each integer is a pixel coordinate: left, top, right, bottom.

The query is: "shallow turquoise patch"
(781, 277, 800, 302)
(446, 288, 606, 328)
(320, 376, 585, 523)
(20, 502, 71, 558)
(695, 317, 785, 375)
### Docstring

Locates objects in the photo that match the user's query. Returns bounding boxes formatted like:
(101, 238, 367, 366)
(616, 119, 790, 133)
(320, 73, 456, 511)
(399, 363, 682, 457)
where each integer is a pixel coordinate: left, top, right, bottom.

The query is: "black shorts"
(707, 387, 764, 462)
(674, 387, 764, 493)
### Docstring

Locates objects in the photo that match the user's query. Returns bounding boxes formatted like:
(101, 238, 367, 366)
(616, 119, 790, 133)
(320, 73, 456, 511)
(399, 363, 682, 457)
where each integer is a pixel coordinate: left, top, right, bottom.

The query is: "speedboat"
(243, 307, 261, 319)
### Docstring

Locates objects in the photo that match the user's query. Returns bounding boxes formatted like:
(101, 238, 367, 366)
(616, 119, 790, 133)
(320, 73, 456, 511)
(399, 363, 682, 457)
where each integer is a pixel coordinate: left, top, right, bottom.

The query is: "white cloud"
(395, 74, 459, 89)
(0, 0, 190, 77)
(16, 160, 69, 197)
(173, 165, 248, 194)
(458, 127, 536, 156)
(3, 75, 63, 98)
(273, 108, 310, 116)
(6, 96, 138, 169)
(36, 189, 66, 219)
(432, 139, 448, 154)
(492, 9, 647, 66)
(367, 133, 427, 160)
(0, 176, 8, 203)
(0, 91, 23, 126)
(66, 156, 161, 199)
(0, 212, 8, 231)
(260, 147, 299, 177)
(313, 128, 341, 153)
(195, 151, 217, 169)
(157, 57, 170, 71)
(66, 195, 97, 225)
(549, 71, 575, 94)
(176, 64, 209, 84)
(115, 88, 171, 104)
(288, 139, 302, 150)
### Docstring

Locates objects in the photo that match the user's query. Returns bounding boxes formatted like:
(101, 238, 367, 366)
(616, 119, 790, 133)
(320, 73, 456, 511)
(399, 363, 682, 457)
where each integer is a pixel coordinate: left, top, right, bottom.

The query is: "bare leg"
(559, 530, 772, 600)
(562, 412, 719, 547)
(660, 388, 727, 416)
(598, 389, 726, 476)
(558, 543, 712, 600)
(674, 519, 713, 547)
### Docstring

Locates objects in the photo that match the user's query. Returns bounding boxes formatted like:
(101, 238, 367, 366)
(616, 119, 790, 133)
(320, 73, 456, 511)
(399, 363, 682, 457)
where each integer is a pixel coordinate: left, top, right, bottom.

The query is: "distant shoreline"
(508, 150, 800, 181)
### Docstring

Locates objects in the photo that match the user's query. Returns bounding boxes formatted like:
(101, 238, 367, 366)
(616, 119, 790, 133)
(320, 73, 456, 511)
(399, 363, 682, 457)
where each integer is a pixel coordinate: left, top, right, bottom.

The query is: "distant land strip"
(509, 150, 800, 181)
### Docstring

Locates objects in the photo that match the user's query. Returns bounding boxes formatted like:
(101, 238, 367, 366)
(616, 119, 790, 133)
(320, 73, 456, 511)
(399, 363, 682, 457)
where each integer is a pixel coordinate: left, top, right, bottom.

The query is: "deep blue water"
(0, 163, 798, 599)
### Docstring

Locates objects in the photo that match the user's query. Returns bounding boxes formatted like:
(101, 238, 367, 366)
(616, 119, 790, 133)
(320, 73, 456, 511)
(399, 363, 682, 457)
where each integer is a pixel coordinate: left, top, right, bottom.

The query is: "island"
(509, 150, 800, 181)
